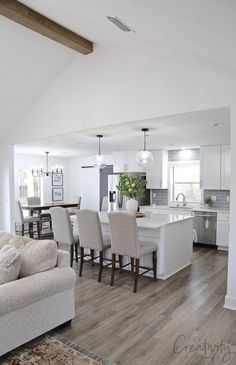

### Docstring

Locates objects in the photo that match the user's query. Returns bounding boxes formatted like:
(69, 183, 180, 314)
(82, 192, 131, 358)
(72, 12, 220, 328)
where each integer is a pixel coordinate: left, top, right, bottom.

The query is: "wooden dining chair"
(108, 211, 158, 293)
(50, 207, 79, 267)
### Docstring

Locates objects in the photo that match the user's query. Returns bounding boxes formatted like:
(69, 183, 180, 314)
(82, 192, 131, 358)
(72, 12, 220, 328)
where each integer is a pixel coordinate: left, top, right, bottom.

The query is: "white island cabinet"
(99, 212, 193, 280)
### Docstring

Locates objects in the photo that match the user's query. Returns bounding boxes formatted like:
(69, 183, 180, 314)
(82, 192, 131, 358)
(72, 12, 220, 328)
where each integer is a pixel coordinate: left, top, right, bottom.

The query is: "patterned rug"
(0, 332, 115, 365)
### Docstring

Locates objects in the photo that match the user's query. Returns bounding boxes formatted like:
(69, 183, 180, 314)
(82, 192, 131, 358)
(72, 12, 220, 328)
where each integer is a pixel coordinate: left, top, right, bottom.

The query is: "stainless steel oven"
(193, 211, 217, 246)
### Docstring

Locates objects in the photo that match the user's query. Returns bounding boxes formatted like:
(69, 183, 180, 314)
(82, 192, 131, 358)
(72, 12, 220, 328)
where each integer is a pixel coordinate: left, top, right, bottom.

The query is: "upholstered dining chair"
(27, 196, 52, 231)
(50, 207, 79, 267)
(67, 196, 81, 216)
(15, 200, 41, 238)
(108, 211, 158, 293)
(76, 209, 111, 282)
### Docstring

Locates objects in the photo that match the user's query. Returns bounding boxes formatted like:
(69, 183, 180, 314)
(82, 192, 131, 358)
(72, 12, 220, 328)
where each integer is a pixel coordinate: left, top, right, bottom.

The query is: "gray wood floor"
(57, 247, 236, 365)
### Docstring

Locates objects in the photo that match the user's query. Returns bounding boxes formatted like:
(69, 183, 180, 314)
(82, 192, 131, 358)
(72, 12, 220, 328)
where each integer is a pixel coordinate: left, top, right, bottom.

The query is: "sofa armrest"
(57, 250, 70, 267)
(0, 267, 76, 317)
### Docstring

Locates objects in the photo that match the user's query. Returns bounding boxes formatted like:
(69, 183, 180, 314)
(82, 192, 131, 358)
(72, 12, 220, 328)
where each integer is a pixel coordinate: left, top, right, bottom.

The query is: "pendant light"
(136, 128, 154, 166)
(94, 135, 106, 169)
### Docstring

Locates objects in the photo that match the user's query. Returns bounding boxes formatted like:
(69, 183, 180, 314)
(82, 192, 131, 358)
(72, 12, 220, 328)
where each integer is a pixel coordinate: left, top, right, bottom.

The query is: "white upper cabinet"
(145, 150, 168, 189)
(221, 145, 231, 190)
(200, 145, 221, 189)
(113, 151, 142, 173)
(200, 145, 230, 190)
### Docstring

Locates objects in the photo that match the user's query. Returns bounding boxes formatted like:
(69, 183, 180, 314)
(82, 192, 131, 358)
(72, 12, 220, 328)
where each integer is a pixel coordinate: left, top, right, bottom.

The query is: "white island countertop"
(99, 211, 193, 230)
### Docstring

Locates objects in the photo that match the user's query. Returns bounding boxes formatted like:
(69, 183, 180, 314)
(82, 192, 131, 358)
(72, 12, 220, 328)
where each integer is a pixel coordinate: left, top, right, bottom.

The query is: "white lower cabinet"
(217, 214, 230, 249)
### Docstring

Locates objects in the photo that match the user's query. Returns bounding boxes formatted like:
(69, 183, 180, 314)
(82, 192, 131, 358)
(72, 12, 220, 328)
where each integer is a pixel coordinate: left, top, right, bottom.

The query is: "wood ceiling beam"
(0, 0, 93, 55)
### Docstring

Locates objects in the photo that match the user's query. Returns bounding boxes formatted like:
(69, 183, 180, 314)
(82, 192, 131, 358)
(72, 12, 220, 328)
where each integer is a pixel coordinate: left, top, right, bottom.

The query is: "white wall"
(67, 154, 113, 210)
(14, 154, 71, 204)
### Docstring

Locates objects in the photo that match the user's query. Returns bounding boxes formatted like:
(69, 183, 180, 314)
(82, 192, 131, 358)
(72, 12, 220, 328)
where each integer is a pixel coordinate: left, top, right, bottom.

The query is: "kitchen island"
(99, 211, 193, 280)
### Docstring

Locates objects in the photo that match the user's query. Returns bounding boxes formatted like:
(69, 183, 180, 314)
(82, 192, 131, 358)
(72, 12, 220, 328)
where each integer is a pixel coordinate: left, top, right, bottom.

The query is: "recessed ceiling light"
(106, 16, 136, 33)
(213, 122, 224, 127)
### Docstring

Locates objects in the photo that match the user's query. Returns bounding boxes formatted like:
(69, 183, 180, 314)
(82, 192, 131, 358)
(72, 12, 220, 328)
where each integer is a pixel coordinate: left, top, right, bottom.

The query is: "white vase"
(126, 198, 138, 214)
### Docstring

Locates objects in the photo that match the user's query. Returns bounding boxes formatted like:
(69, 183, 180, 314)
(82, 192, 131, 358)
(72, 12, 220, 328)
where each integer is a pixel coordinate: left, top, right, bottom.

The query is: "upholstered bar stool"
(50, 207, 79, 267)
(108, 211, 157, 293)
(76, 209, 111, 282)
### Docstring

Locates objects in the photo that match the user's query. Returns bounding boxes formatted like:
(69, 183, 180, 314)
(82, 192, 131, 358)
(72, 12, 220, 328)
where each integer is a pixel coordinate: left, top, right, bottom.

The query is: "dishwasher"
(192, 211, 217, 246)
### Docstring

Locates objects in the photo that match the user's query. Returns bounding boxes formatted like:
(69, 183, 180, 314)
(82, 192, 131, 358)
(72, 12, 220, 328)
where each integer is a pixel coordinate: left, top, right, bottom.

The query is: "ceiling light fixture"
(106, 16, 136, 33)
(94, 135, 106, 169)
(32, 151, 63, 177)
(136, 128, 154, 167)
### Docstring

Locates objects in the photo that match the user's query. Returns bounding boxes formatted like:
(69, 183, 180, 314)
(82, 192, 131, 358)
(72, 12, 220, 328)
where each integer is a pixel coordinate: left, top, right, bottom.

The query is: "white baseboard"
(224, 295, 236, 311)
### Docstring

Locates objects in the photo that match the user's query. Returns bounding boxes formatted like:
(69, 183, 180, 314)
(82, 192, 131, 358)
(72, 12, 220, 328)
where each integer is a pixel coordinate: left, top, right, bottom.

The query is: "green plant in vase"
(204, 196, 213, 207)
(117, 173, 146, 213)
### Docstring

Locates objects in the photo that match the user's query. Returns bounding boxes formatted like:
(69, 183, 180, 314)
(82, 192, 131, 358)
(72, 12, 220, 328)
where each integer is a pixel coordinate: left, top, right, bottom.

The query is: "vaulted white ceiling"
(1, 0, 236, 143)
(0, 16, 76, 142)
(20, 0, 236, 76)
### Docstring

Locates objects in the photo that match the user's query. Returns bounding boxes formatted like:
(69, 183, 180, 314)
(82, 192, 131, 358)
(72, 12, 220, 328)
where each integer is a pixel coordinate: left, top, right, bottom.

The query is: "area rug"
(0, 332, 115, 365)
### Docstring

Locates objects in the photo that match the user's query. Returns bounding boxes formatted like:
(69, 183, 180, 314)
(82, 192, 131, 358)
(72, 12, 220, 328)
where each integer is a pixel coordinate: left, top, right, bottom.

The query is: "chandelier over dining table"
(32, 151, 63, 177)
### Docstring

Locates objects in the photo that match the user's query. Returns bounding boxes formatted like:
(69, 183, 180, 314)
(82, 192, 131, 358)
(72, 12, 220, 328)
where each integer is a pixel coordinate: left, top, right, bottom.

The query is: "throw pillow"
(0, 244, 22, 285)
(19, 239, 57, 278)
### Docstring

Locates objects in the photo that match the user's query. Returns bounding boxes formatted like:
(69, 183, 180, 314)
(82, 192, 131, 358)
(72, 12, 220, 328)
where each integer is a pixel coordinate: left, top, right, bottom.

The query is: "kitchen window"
(169, 161, 201, 203)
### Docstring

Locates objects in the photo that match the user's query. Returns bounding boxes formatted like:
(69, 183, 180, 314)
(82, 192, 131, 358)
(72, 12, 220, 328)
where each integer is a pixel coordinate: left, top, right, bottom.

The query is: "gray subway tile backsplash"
(152, 189, 168, 206)
(204, 190, 230, 210)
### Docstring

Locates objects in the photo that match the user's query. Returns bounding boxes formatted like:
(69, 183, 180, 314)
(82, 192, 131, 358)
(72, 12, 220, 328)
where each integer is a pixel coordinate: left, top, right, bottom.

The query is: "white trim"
(157, 262, 192, 280)
(224, 295, 236, 311)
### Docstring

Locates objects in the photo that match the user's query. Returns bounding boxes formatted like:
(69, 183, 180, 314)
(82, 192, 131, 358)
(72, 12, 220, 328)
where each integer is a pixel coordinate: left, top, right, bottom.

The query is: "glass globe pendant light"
(136, 128, 154, 166)
(94, 135, 107, 169)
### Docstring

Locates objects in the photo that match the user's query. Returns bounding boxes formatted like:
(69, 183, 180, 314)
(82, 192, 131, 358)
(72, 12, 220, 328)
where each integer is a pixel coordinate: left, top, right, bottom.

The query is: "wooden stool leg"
(75, 243, 78, 262)
(21, 223, 25, 236)
(37, 221, 41, 239)
(118, 255, 123, 273)
(98, 251, 103, 282)
(111, 254, 116, 286)
(79, 247, 84, 276)
(134, 258, 140, 293)
(131, 257, 134, 273)
(29, 223, 34, 238)
(70, 244, 74, 267)
(91, 249, 95, 266)
(152, 251, 157, 281)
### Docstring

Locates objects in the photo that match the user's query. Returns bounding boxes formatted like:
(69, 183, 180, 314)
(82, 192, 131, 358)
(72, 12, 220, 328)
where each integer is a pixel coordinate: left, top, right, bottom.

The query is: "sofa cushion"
(0, 245, 22, 285)
(0, 232, 14, 250)
(19, 240, 57, 278)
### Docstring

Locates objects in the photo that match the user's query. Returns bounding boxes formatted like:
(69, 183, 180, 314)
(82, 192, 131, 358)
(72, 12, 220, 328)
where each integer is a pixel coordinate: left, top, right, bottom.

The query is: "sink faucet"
(176, 193, 187, 207)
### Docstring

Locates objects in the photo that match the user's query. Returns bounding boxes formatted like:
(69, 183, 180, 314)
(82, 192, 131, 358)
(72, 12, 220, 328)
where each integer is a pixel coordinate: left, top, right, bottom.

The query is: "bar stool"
(108, 211, 157, 293)
(76, 209, 111, 282)
(50, 207, 79, 267)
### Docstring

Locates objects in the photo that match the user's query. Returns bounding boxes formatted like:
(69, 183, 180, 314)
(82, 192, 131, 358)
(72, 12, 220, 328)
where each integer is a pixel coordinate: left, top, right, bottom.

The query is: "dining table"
(22, 202, 79, 215)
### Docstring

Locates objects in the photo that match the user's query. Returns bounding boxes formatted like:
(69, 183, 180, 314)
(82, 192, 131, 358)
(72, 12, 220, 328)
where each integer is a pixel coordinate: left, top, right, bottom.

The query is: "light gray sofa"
(0, 232, 76, 356)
